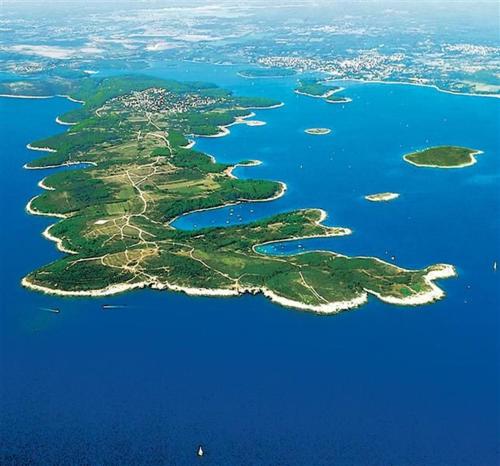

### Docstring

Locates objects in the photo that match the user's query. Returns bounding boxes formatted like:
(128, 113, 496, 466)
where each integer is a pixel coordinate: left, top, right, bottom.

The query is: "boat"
(494, 261, 497, 272)
(197, 446, 204, 457)
(102, 304, 126, 309)
(40, 307, 60, 314)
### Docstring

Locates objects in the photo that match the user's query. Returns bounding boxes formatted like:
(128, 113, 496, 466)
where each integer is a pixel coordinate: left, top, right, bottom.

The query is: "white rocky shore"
(56, 116, 77, 126)
(367, 264, 457, 306)
(194, 111, 269, 138)
(42, 225, 76, 254)
(26, 143, 57, 153)
(21, 263, 456, 313)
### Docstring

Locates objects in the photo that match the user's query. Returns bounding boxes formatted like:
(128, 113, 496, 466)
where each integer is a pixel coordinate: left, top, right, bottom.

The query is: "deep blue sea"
(1, 62, 499, 465)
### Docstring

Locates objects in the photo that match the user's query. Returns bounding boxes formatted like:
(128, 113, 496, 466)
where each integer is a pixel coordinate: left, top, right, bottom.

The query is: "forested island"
(295, 79, 352, 103)
(403, 146, 483, 168)
(4, 75, 456, 313)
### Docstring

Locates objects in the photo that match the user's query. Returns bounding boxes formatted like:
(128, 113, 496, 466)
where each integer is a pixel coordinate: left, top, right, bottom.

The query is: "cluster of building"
(442, 43, 500, 56)
(258, 50, 407, 81)
(113, 87, 220, 114)
(5, 60, 50, 75)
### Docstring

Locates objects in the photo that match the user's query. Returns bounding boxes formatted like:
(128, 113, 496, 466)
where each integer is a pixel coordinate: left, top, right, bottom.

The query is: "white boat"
(197, 446, 204, 457)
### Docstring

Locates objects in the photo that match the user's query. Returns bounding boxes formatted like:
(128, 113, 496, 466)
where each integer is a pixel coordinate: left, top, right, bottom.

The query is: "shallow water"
(1, 63, 499, 465)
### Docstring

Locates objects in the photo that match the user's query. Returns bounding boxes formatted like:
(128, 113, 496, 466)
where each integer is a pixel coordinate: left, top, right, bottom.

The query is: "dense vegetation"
(403, 146, 481, 168)
(19, 75, 453, 311)
(295, 79, 351, 104)
(295, 79, 338, 97)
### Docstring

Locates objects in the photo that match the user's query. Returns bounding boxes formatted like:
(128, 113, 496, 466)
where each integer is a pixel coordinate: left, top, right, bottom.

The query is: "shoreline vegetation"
(403, 146, 483, 168)
(7, 74, 456, 314)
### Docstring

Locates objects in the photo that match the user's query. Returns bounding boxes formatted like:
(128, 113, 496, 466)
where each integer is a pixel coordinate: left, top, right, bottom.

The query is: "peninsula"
(403, 146, 483, 168)
(8, 75, 456, 313)
(295, 79, 351, 103)
(365, 192, 400, 202)
(238, 68, 296, 78)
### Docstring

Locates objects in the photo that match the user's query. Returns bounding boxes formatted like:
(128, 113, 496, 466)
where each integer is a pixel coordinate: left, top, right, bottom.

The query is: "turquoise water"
(1, 64, 499, 465)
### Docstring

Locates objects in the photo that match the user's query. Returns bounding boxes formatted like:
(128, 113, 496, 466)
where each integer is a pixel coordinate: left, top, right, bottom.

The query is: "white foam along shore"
(295, 86, 344, 98)
(57, 94, 85, 104)
(26, 195, 66, 219)
(42, 225, 77, 254)
(224, 159, 262, 179)
(366, 264, 457, 306)
(295, 89, 331, 99)
(38, 177, 55, 191)
(0, 93, 86, 104)
(20, 270, 368, 313)
(26, 143, 57, 153)
(253, 237, 456, 310)
(181, 139, 196, 149)
(295, 86, 352, 104)
(251, 208, 352, 255)
(56, 116, 77, 126)
(21, 261, 455, 313)
(24, 160, 97, 170)
(403, 150, 483, 169)
(0, 94, 53, 99)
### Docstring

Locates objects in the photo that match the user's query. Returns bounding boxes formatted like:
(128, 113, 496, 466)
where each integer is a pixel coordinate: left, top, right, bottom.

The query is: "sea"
(1, 62, 499, 465)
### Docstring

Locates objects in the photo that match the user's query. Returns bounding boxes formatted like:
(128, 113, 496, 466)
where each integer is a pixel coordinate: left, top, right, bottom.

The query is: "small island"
(4, 74, 456, 314)
(305, 128, 331, 135)
(325, 95, 352, 104)
(365, 192, 400, 202)
(403, 146, 483, 168)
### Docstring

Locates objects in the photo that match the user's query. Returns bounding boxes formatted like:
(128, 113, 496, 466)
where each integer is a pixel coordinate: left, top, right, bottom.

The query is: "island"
(295, 79, 352, 103)
(4, 74, 456, 313)
(305, 128, 331, 135)
(238, 68, 296, 78)
(365, 192, 400, 202)
(403, 146, 483, 168)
